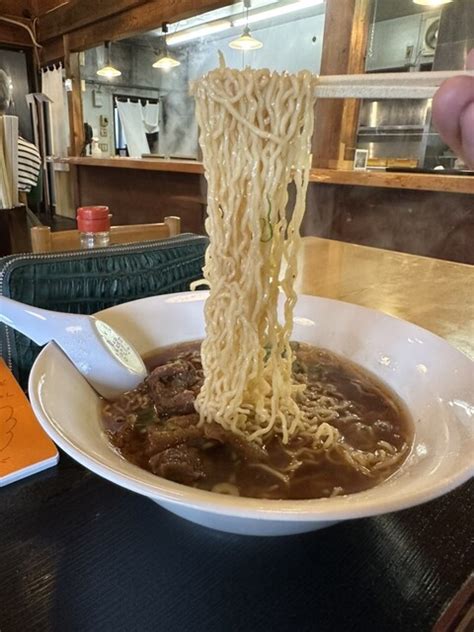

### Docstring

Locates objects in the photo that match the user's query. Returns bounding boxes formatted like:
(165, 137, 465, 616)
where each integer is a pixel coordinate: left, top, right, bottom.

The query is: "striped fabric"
(18, 137, 41, 193)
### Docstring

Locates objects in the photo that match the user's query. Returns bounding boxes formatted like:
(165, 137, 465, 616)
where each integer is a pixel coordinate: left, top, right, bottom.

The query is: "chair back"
(31, 216, 181, 253)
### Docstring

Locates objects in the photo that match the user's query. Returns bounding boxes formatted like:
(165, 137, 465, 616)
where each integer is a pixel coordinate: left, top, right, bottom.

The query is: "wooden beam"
(0, 0, 36, 17)
(0, 20, 33, 47)
(312, 0, 371, 169)
(38, 0, 149, 42)
(39, 36, 64, 64)
(31, 0, 71, 17)
(40, 0, 230, 63)
(64, 35, 84, 157)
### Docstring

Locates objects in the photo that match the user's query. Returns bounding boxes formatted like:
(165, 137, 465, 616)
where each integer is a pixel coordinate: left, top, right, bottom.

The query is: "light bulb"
(229, 27, 263, 50)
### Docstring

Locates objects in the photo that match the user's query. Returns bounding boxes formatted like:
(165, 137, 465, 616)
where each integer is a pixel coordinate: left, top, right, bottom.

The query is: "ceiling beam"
(0, 0, 36, 18)
(32, 0, 72, 17)
(39, 0, 229, 64)
(38, 0, 150, 42)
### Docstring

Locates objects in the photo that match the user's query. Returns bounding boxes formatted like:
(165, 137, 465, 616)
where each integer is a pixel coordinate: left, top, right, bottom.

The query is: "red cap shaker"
(76, 206, 111, 233)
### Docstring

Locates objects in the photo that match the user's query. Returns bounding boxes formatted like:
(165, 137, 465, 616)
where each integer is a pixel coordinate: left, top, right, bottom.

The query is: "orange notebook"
(0, 359, 58, 486)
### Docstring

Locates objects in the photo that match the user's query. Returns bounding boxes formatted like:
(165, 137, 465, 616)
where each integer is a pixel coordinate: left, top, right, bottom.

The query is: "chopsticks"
(314, 70, 474, 99)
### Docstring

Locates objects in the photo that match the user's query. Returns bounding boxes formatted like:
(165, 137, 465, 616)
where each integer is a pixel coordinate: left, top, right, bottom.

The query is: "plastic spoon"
(0, 296, 148, 400)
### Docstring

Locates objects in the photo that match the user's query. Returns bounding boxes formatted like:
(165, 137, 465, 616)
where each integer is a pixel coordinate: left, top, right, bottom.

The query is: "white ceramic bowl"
(29, 292, 473, 536)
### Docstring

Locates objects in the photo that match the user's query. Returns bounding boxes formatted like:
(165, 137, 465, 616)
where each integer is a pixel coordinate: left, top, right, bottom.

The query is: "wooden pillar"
(63, 34, 84, 157)
(312, 0, 371, 168)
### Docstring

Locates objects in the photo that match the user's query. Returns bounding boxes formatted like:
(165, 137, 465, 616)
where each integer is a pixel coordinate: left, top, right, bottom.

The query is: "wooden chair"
(30, 215, 181, 253)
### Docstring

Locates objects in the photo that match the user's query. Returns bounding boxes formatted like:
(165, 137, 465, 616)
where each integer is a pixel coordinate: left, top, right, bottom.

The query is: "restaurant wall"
(165, 11, 326, 157)
(186, 12, 326, 80)
(81, 42, 190, 157)
(80, 9, 326, 159)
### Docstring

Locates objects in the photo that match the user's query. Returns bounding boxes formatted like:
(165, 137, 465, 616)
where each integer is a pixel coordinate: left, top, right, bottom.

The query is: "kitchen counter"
(54, 156, 204, 174)
(55, 158, 474, 194)
(309, 168, 474, 194)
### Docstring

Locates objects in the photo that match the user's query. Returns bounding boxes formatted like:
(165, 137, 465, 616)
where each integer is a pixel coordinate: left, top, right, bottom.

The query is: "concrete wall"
(187, 12, 326, 80)
(82, 42, 189, 157)
(80, 10, 326, 158)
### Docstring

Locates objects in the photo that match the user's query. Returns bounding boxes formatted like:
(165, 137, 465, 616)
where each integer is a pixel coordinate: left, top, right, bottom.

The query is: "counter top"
(309, 167, 474, 194)
(297, 237, 474, 359)
(56, 158, 474, 193)
(54, 156, 205, 174)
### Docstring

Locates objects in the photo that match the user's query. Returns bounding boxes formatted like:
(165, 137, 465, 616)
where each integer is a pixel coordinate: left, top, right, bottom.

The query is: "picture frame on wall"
(353, 148, 369, 171)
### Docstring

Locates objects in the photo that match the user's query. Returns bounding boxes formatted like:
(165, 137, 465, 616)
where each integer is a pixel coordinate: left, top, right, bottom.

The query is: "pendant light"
(229, 0, 263, 51)
(412, 0, 452, 6)
(97, 41, 121, 78)
(153, 23, 181, 70)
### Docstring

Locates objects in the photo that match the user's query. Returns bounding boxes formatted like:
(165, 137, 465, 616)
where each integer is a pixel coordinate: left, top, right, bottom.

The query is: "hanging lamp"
(97, 41, 121, 78)
(153, 23, 181, 69)
(229, 0, 263, 51)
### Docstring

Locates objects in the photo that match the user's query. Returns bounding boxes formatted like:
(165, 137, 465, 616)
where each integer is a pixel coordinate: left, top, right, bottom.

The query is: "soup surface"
(102, 341, 412, 500)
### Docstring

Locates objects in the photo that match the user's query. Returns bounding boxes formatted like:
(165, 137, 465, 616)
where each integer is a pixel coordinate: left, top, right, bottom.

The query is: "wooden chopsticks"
(314, 70, 474, 99)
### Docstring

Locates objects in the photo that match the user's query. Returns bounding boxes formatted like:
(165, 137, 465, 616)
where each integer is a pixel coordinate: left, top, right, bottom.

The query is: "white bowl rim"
(28, 292, 474, 522)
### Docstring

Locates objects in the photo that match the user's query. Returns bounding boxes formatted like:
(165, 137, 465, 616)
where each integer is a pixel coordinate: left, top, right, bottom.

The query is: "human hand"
(432, 49, 474, 169)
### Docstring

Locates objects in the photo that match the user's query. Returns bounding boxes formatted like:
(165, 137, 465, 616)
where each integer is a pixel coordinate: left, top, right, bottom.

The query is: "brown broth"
(102, 341, 412, 500)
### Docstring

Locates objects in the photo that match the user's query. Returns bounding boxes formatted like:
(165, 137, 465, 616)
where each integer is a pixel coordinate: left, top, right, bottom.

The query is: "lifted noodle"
(191, 66, 316, 444)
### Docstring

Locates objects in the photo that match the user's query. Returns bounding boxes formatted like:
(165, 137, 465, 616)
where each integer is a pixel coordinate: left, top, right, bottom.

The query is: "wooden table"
(1, 238, 473, 632)
(297, 237, 474, 359)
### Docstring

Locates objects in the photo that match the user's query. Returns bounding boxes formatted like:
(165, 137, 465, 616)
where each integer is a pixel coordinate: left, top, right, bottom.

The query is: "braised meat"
(149, 446, 206, 484)
(146, 414, 203, 453)
(146, 359, 202, 417)
(203, 423, 267, 462)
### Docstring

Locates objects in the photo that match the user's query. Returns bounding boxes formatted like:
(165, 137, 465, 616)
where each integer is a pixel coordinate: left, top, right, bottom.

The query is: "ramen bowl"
(29, 292, 473, 536)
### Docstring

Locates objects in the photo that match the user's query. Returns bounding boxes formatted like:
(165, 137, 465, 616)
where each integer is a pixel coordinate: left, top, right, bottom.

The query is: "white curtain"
(41, 64, 69, 157)
(141, 102, 160, 134)
(116, 99, 149, 157)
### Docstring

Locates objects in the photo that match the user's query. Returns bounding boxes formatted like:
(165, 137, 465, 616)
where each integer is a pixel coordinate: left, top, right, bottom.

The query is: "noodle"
(191, 65, 316, 445)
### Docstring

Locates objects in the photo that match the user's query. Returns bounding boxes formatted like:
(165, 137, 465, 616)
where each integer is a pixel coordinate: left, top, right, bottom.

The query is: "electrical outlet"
(99, 143, 108, 152)
(99, 128, 108, 137)
(99, 115, 109, 127)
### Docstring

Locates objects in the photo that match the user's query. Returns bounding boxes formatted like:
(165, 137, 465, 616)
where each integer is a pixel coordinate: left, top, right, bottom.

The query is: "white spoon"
(0, 296, 148, 400)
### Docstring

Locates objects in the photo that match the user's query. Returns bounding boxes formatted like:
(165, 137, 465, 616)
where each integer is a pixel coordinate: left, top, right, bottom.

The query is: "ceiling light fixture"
(229, 25, 264, 49)
(229, 0, 263, 50)
(96, 41, 121, 78)
(152, 22, 181, 70)
(412, 0, 453, 6)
